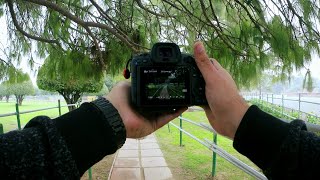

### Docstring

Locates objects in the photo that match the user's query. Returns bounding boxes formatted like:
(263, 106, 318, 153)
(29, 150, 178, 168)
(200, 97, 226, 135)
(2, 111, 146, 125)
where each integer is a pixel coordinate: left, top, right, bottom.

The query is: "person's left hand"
(106, 81, 187, 138)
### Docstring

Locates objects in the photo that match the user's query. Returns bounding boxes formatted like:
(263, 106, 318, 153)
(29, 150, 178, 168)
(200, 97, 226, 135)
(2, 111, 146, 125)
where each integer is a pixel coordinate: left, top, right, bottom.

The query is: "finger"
(201, 105, 216, 120)
(193, 41, 217, 81)
(155, 108, 187, 129)
(209, 58, 222, 71)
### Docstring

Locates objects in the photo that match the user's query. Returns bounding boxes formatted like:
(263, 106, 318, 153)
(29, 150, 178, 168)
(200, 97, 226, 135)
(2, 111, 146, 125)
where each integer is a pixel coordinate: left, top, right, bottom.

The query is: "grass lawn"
(155, 110, 261, 180)
(0, 100, 69, 132)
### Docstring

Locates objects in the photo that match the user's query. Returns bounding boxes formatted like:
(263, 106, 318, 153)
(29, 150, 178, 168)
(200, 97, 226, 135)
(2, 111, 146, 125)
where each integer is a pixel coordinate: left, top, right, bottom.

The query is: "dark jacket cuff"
(54, 102, 121, 175)
(233, 105, 290, 170)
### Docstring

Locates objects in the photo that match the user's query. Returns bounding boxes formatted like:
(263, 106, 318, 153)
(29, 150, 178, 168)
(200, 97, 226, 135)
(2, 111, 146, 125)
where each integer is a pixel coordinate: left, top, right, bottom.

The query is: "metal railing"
(244, 93, 320, 119)
(0, 100, 76, 130)
(243, 93, 320, 133)
(169, 108, 267, 180)
(0, 100, 93, 180)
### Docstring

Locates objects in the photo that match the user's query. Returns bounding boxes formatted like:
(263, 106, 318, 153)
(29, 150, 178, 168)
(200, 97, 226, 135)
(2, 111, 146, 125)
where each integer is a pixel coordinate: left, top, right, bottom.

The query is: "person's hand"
(105, 81, 187, 139)
(194, 41, 249, 140)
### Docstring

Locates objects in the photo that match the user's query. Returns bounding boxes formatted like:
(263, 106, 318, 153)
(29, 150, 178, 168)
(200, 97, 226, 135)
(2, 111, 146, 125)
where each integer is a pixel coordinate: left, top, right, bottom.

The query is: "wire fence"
(243, 93, 320, 133)
(244, 93, 320, 119)
(168, 108, 267, 180)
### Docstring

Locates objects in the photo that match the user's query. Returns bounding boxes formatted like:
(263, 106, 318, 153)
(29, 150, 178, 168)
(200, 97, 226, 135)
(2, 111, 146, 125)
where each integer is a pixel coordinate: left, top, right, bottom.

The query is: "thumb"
(193, 41, 217, 82)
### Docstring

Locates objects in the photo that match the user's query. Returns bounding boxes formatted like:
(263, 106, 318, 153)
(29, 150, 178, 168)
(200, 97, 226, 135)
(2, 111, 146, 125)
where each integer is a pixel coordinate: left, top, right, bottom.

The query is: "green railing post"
(167, 123, 171, 133)
(212, 133, 217, 177)
(0, 123, 3, 134)
(179, 114, 183, 147)
(58, 100, 61, 116)
(16, 103, 21, 130)
(88, 167, 92, 180)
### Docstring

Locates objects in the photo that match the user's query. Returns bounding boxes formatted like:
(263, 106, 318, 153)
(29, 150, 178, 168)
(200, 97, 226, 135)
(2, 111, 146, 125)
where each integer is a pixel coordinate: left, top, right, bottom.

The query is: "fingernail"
(195, 43, 204, 54)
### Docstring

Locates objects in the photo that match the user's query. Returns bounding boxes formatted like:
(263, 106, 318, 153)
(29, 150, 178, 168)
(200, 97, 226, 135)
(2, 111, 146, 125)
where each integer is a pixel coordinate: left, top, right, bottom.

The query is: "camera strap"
(123, 58, 132, 79)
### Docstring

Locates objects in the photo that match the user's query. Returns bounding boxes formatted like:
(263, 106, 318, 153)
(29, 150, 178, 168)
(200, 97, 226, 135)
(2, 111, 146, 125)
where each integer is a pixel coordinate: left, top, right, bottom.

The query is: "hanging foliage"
(0, 0, 319, 87)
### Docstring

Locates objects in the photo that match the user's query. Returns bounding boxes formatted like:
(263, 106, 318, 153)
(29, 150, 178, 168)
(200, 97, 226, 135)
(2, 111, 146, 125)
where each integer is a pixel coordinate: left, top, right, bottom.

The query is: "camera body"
(131, 42, 207, 110)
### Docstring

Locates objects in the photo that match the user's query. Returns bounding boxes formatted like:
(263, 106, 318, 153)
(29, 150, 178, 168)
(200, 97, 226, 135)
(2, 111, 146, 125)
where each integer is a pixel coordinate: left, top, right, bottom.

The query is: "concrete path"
(108, 134, 174, 180)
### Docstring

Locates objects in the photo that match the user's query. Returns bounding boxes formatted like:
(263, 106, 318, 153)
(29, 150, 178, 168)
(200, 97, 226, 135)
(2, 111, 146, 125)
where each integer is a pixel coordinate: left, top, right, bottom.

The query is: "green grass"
(155, 111, 260, 180)
(0, 100, 69, 132)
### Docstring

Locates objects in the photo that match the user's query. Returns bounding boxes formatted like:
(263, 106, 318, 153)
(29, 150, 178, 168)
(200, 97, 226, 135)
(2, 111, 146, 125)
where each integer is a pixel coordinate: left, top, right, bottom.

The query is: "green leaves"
(37, 49, 104, 94)
(1, 0, 320, 90)
(0, 6, 4, 17)
(303, 70, 314, 92)
(7, 69, 30, 84)
(6, 80, 34, 96)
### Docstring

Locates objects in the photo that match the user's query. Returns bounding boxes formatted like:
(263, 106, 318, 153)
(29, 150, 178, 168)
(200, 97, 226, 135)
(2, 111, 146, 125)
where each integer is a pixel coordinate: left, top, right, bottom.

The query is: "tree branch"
(83, 26, 105, 69)
(27, 0, 145, 52)
(88, 0, 131, 42)
(6, 0, 59, 44)
(0, 57, 11, 66)
(199, 0, 241, 55)
(135, 0, 170, 18)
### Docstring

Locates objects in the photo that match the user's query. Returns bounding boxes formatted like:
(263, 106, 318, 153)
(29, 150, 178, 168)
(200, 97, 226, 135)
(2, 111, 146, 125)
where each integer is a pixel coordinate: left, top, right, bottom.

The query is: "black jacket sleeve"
(233, 105, 320, 179)
(0, 102, 124, 179)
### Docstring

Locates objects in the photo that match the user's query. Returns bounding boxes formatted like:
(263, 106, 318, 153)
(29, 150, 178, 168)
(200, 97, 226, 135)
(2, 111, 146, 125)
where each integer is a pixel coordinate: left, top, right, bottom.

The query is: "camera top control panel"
(130, 42, 207, 110)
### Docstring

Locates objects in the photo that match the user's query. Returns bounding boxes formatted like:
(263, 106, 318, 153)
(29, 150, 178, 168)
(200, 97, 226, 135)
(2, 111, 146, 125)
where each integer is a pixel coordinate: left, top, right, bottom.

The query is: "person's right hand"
(193, 41, 249, 140)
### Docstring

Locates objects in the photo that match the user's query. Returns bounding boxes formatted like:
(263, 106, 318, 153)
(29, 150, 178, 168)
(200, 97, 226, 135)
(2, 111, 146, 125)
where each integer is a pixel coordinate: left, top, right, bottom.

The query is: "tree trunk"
(58, 91, 82, 112)
(0, 96, 3, 101)
(65, 98, 77, 111)
(5, 95, 9, 102)
(15, 95, 24, 106)
(18, 95, 24, 106)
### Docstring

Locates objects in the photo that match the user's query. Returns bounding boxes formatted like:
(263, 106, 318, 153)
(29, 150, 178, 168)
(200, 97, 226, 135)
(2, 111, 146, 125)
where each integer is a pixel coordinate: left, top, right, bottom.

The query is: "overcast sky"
(0, 14, 320, 87)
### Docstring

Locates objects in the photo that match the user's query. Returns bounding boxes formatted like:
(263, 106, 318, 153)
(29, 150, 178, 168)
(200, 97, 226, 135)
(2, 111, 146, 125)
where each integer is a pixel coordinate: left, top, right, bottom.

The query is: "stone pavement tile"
(140, 138, 157, 143)
(117, 149, 139, 158)
(141, 157, 167, 167)
(109, 168, 141, 180)
(140, 142, 160, 149)
(144, 134, 155, 139)
(126, 138, 138, 144)
(141, 149, 163, 157)
(114, 158, 140, 168)
(121, 143, 139, 150)
(144, 167, 174, 180)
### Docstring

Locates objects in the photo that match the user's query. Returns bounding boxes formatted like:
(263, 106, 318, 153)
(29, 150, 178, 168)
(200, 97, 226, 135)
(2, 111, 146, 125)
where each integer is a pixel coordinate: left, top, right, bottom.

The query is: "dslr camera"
(130, 42, 207, 110)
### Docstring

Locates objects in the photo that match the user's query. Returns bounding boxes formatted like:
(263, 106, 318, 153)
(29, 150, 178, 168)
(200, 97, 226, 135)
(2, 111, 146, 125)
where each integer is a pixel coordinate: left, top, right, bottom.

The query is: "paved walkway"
(108, 134, 174, 180)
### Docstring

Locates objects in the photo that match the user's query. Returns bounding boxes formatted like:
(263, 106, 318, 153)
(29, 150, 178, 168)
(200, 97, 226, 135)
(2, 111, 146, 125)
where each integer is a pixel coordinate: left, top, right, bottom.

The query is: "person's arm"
(193, 41, 320, 179)
(0, 102, 120, 179)
(234, 105, 320, 179)
(0, 82, 185, 179)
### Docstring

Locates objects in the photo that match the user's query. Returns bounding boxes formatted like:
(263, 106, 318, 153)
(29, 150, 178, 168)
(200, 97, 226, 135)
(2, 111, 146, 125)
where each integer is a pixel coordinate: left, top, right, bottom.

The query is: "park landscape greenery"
(0, 0, 320, 179)
(0, 69, 34, 105)
(0, 0, 319, 90)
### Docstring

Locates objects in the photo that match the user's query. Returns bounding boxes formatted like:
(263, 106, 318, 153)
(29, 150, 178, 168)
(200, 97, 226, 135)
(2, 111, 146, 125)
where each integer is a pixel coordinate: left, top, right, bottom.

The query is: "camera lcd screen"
(140, 66, 190, 106)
